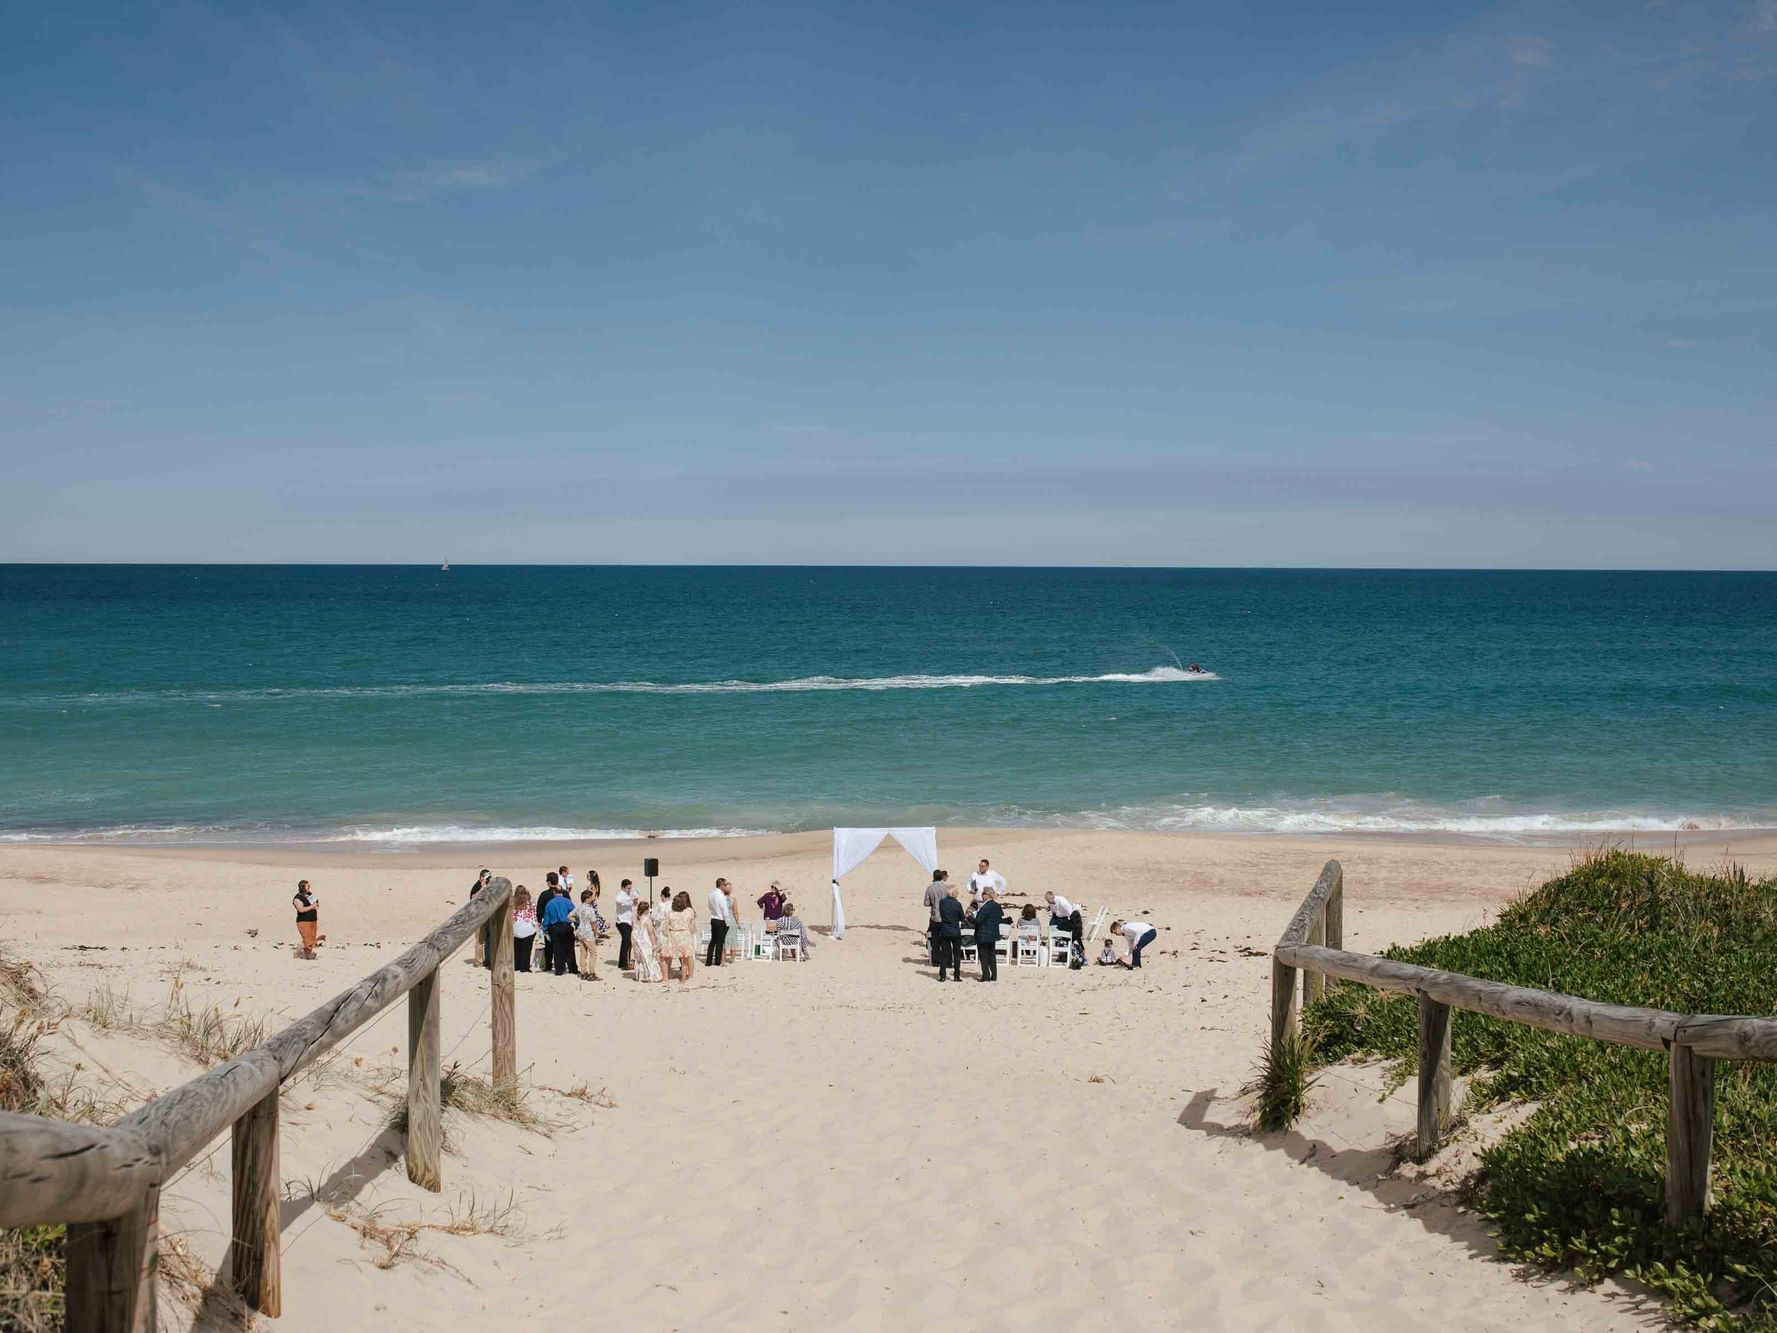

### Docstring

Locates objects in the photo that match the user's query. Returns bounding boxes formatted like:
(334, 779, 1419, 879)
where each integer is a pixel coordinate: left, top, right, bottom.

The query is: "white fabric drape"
(829, 826, 940, 941)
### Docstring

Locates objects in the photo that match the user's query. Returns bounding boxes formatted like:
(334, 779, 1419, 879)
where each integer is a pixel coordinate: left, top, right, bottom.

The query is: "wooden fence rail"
(0, 876, 517, 1332)
(1269, 860, 1777, 1228)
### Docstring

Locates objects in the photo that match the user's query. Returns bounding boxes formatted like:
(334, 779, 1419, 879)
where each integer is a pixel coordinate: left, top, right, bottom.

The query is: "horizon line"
(2, 562, 1775, 575)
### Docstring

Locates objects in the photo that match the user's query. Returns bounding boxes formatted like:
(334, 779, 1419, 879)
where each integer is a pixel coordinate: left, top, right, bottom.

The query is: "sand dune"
(7, 829, 1771, 1329)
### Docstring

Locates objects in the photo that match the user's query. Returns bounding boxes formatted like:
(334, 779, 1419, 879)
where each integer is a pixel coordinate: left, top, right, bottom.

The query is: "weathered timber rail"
(0, 876, 518, 1331)
(1270, 861, 1777, 1227)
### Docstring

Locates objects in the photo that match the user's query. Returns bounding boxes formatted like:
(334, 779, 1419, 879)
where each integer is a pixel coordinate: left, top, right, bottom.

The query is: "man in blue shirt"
(541, 888, 579, 977)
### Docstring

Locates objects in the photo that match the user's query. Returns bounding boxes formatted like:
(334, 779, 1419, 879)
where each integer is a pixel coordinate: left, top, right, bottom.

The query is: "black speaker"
(643, 857, 660, 878)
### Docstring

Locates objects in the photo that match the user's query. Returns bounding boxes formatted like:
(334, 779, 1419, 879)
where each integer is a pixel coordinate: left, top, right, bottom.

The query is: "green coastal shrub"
(1303, 850, 1777, 1329)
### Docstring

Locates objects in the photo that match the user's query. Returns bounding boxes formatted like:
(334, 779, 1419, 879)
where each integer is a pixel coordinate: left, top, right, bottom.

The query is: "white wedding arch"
(828, 826, 938, 940)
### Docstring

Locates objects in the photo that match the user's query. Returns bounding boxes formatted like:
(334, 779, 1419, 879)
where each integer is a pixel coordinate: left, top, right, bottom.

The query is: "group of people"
(465, 867, 814, 987)
(921, 858, 1157, 982)
(292, 855, 1159, 985)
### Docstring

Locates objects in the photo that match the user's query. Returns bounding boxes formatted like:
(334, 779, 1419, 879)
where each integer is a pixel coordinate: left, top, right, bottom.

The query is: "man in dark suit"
(973, 887, 1004, 981)
(936, 885, 965, 982)
(469, 869, 493, 968)
(536, 873, 561, 972)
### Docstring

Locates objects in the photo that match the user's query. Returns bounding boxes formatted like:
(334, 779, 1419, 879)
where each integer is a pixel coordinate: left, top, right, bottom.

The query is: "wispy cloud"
(376, 157, 543, 203)
(1211, 17, 1564, 174)
(1510, 34, 1554, 66)
(128, 173, 305, 264)
(1498, 33, 1555, 107)
(1754, 0, 1777, 31)
(125, 153, 544, 265)
(1220, 103, 1414, 175)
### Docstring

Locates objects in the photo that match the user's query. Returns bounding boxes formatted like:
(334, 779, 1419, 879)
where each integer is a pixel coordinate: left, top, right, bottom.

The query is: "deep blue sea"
(1, 566, 1774, 845)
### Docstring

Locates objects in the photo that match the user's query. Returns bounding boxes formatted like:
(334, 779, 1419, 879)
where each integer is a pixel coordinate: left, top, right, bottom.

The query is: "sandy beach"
(7, 827, 1776, 1330)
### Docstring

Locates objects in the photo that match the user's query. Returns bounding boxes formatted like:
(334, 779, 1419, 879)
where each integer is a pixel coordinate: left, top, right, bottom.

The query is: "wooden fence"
(1270, 861, 1777, 1226)
(0, 876, 519, 1332)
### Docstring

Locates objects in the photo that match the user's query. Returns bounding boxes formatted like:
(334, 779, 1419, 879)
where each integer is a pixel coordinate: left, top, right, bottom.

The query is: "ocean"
(1, 565, 1773, 845)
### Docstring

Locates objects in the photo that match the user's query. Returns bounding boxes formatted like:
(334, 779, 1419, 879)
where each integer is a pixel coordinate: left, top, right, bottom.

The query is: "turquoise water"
(1, 565, 1773, 844)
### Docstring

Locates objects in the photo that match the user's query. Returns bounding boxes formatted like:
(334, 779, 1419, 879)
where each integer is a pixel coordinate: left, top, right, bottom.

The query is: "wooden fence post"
(1270, 958, 1299, 1050)
(1417, 994, 1453, 1160)
(1324, 880, 1343, 953)
(407, 969, 443, 1192)
(65, 1182, 160, 1333)
(1666, 1043, 1716, 1226)
(230, 1088, 281, 1316)
(490, 892, 516, 1095)
(1305, 912, 1326, 1006)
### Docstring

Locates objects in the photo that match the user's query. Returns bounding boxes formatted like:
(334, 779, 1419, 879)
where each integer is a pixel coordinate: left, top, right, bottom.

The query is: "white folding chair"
(1047, 929, 1071, 966)
(777, 933, 803, 961)
(960, 939, 979, 963)
(753, 930, 776, 961)
(1085, 907, 1109, 943)
(1016, 935, 1041, 966)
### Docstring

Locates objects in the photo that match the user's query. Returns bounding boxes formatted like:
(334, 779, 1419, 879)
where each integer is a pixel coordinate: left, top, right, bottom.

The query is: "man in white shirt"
(614, 879, 637, 972)
(705, 877, 733, 967)
(1045, 890, 1085, 969)
(1111, 918, 1159, 969)
(967, 858, 1006, 905)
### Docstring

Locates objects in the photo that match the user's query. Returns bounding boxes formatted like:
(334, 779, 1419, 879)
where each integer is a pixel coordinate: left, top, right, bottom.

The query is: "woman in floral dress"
(630, 892, 664, 983)
(659, 890, 697, 986)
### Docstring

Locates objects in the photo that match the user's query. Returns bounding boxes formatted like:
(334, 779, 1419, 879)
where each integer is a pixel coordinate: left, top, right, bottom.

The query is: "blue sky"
(2, 1, 1773, 566)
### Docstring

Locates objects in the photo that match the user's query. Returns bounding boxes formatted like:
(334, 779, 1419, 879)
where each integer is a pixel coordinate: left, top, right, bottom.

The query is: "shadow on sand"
(1175, 1086, 1666, 1326)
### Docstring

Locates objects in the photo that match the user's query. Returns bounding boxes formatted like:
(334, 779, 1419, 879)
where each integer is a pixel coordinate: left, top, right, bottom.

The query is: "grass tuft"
(287, 1180, 536, 1274)
(157, 969, 267, 1067)
(547, 1081, 617, 1109)
(1245, 1026, 1319, 1134)
(1304, 850, 1777, 1329)
(0, 964, 64, 1329)
(2, 951, 237, 1329)
(79, 978, 134, 1031)
(382, 1061, 565, 1145)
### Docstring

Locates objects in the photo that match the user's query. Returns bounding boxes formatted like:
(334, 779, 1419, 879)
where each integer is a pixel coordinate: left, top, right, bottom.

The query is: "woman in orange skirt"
(294, 879, 320, 959)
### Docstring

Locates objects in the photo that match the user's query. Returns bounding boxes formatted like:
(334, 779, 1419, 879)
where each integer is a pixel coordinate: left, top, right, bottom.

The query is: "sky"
(2, 1, 1773, 567)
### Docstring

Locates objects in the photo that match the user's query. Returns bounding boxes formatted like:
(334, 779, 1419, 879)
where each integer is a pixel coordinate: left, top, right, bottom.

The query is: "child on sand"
(1097, 937, 1119, 966)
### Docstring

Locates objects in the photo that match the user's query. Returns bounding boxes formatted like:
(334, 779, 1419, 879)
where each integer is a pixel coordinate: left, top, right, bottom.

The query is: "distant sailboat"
(440, 561, 450, 571)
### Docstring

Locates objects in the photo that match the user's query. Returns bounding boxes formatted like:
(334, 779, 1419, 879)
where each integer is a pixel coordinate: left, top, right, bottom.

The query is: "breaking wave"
(2, 665, 1216, 707)
(0, 822, 769, 846)
(1002, 797, 1777, 842)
